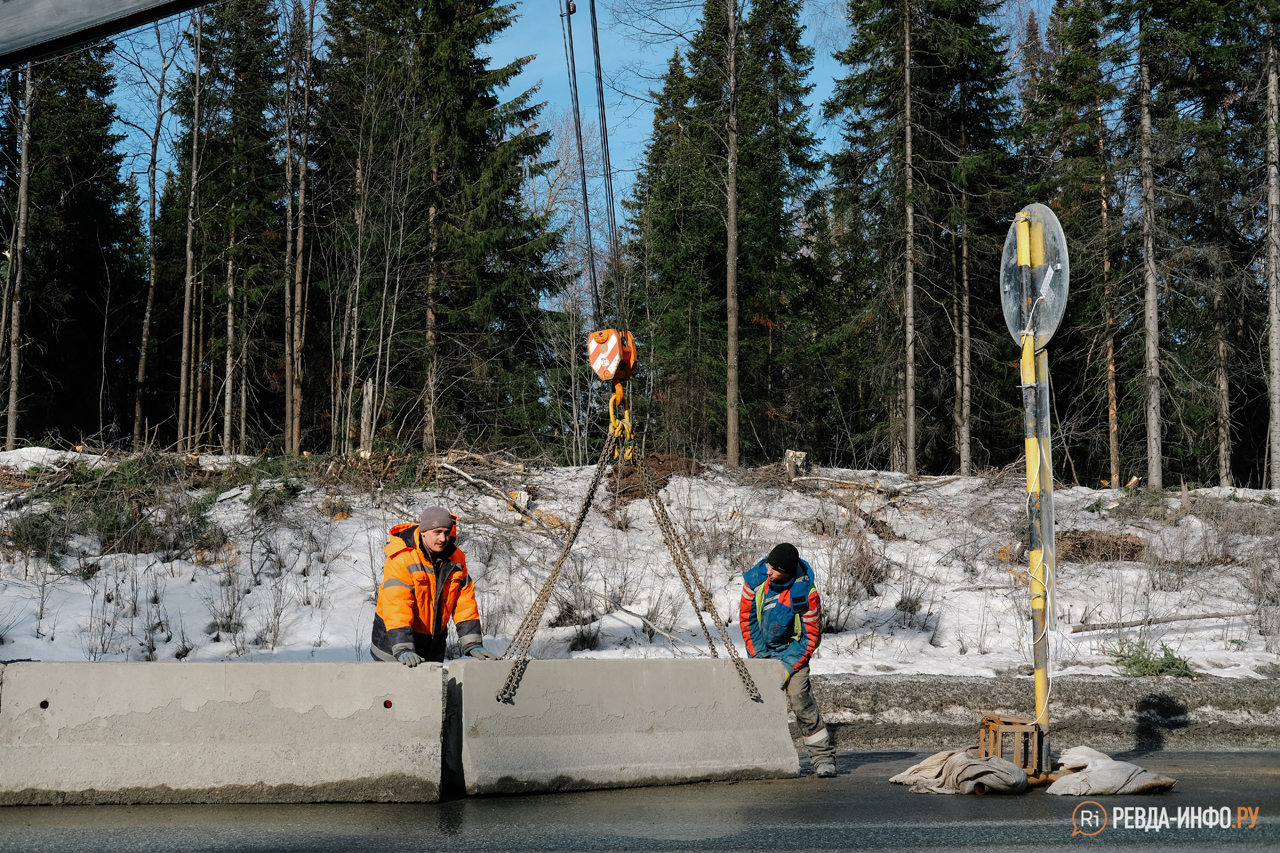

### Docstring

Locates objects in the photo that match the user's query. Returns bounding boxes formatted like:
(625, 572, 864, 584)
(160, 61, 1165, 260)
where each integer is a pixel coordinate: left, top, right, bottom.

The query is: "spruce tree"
(736, 0, 823, 461)
(1031, 0, 1128, 486)
(624, 52, 727, 457)
(320, 0, 559, 454)
(827, 0, 1016, 472)
(2, 47, 147, 443)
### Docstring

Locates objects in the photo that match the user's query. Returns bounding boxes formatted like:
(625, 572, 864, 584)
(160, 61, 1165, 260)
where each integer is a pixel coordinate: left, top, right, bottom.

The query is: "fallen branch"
(613, 605, 709, 657)
(791, 476, 876, 489)
(438, 462, 559, 535)
(1069, 609, 1255, 634)
(444, 450, 529, 474)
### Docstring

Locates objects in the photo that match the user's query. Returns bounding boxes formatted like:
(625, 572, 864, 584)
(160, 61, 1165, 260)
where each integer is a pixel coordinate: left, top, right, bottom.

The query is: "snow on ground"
(0, 451, 1276, 681)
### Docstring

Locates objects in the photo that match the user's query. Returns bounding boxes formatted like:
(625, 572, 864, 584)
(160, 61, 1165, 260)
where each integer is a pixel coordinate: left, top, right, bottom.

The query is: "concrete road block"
(448, 658, 799, 795)
(0, 662, 442, 804)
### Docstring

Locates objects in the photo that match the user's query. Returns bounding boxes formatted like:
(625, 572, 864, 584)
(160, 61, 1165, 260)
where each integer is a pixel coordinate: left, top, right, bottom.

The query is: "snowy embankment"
(0, 448, 1276, 683)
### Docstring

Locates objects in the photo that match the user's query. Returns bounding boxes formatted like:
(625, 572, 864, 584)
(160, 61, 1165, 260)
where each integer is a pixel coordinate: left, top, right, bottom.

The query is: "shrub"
(1109, 639, 1197, 678)
(11, 509, 64, 563)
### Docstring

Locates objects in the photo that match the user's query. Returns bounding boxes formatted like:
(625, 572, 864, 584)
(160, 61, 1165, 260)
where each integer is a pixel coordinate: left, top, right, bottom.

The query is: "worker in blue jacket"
(739, 542, 836, 777)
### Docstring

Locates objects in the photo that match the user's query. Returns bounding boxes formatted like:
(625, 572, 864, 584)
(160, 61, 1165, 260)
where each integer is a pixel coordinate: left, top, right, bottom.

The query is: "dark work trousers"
(787, 665, 835, 763)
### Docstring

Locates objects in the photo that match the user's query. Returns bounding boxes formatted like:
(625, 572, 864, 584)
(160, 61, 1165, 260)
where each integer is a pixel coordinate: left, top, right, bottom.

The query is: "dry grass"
(1058, 530, 1148, 562)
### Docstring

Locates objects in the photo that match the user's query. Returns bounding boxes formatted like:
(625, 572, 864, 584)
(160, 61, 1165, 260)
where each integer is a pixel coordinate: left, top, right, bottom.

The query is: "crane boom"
(1, 0, 208, 68)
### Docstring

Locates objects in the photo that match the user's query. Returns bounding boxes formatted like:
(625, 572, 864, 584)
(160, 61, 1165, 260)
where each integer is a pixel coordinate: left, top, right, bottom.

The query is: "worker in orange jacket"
(371, 506, 498, 665)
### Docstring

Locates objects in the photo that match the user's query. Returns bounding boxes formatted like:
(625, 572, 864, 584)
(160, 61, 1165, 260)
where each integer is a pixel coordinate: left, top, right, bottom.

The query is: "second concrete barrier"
(447, 658, 799, 795)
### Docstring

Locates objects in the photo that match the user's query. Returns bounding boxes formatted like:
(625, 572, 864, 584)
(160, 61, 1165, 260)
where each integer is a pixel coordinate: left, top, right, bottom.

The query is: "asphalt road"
(2, 750, 1278, 852)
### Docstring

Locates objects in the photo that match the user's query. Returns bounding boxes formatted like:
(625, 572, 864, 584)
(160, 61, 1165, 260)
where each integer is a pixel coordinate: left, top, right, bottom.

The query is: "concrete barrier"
(0, 661, 442, 805)
(447, 658, 799, 795)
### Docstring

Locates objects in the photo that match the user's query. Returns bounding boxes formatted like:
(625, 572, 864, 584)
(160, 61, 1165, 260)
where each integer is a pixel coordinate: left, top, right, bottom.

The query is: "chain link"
(635, 459, 760, 702)
(496, 432, 617, 703)
(494, 430, 758, 705)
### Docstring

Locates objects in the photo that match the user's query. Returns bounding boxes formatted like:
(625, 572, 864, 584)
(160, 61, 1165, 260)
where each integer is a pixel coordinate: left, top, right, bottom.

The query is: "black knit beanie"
(767, 542, 800, 575)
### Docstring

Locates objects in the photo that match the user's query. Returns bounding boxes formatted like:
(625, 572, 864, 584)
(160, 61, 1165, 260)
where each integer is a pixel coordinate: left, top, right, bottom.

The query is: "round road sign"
(1000, 203, 1069, 349)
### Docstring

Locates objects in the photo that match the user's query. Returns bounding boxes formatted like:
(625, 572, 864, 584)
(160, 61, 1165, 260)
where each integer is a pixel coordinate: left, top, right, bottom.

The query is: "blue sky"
(110, 0, 1042, 214)
(486, 0, 853, 197)
(110, 0, 856, 203)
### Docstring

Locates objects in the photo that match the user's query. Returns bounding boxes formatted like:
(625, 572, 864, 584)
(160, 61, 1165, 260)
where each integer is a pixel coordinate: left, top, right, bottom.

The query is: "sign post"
(999, 203, 1069, 775)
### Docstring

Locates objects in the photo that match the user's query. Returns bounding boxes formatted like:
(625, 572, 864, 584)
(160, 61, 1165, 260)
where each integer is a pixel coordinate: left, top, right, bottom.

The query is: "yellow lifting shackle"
(588, 329, 637, 460)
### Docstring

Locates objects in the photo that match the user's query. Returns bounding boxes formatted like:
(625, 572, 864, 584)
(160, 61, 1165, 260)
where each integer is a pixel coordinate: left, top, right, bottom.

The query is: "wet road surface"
(2, 750, 1278, 852)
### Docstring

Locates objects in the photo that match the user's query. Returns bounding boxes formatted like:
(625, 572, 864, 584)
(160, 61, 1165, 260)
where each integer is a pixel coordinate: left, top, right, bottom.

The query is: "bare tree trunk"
(7, 66, 35, 452)
(132, 24, 174, 449)
(1215, 290, 1231, 486)
(891, 371, 906, 472)
(193, 280, 203, 451)
(223, 233, 235, 455)
(336, 148, 366, 454)
(959, 191, 972, 475)
(283, 34, 296, 455)
(360, 379, 373, 452)
(0, 77, 15, 385)
(952, 227, 961, 463)
(179, 18, 202, 454)
(346, 291, 358, 455)
(423, 195, 439, 456)
(291, 2, 314, 455)
(239, 291, 247, 455)
(281, 0, 314, 455)
(902, 5, 916, 476)
(1101, 103, 1119, 487)
(1139, 35, 1161, 489)
(954, 107, 972, 476)
(1269, 26, 1280, 489)
(725, 0, 740, 468)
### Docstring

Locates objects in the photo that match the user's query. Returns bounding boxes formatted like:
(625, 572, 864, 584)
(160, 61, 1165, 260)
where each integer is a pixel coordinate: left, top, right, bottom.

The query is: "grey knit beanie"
(418, 506, 454, 531)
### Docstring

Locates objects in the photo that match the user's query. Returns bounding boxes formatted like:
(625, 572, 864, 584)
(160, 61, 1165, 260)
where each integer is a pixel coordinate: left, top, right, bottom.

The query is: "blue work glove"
(780, 670, 793, 691)
(397, 651, 424, 668)
(468, 647, 499, 660)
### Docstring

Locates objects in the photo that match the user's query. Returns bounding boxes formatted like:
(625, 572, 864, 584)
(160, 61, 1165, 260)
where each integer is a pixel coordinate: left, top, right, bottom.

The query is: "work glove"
(397, 651, 424, 668)
(468, 647, 499, 660)
(780, 670, 792, 691)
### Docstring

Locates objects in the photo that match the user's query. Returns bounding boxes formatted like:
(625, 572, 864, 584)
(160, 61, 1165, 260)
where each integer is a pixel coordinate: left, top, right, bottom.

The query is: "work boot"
(814, 760, 836, 778)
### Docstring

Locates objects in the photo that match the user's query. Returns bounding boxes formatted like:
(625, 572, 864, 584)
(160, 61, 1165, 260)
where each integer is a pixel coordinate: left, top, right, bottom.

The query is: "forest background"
(2, 0, 1280, 492)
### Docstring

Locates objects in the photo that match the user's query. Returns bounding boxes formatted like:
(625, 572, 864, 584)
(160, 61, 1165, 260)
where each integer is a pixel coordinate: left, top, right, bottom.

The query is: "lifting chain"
(634, 458, 760, 702)
(496, 431, 617, 703)
(495, 387, 758, 704)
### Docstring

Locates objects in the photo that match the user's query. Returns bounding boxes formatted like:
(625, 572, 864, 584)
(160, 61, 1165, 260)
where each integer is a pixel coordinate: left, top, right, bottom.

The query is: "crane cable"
(584, 0, 625, 327)
(556, 0, 602, 328)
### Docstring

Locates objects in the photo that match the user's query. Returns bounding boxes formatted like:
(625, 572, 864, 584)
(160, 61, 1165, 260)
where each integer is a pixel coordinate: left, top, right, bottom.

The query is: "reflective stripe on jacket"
(738, 557, 822, 674)
(371, 522, 482, 662)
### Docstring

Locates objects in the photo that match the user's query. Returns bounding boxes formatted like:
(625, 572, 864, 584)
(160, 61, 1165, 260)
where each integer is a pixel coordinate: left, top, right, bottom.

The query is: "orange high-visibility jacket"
(371, 522, 482, 662)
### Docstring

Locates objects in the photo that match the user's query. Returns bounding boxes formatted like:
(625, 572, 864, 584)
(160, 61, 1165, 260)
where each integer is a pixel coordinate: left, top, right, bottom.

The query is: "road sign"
(1000, 203, 1069, 350)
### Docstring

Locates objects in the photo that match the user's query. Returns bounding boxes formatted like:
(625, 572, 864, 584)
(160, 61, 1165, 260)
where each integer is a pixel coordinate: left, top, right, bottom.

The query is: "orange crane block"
(588, 329, 635, 382)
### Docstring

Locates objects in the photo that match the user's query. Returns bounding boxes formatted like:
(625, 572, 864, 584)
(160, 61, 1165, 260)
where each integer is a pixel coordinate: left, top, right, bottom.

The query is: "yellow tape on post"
(1016, 213, 1031, 268)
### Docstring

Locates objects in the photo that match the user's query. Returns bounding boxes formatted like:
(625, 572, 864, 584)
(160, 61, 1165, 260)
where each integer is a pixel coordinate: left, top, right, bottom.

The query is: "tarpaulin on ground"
(1045, 746, 1176, 796)
(889, 748, 1029, 795)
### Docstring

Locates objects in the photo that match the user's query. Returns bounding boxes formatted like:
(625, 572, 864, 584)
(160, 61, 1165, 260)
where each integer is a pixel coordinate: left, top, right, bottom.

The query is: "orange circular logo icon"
(1072, 800, 1107, 836)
